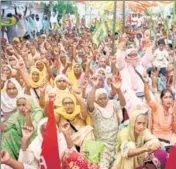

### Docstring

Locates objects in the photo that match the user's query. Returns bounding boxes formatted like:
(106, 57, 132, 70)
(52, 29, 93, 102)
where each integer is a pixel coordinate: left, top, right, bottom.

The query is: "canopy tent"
(75, 1, 173, 13)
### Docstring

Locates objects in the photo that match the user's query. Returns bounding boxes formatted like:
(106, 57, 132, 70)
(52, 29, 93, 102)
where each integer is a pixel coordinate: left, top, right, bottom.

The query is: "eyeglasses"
(63, 102, 74, 106)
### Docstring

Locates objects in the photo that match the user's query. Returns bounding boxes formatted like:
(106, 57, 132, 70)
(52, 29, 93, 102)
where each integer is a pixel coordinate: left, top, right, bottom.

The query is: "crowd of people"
(1, 4, 176, 169)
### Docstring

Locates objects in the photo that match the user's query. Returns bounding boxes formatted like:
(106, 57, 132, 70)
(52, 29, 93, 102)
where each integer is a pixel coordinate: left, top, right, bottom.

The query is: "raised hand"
(22, 126, 34, 139)
(66, 61, 72, 67)
(60, 121, 70, 134)
(1, 73, 7, 81)
(89, 76, 99, 88)
(41, 58, 49, 65)
(110, 77, 122, 89)
(72, 88, 82, 98)
(39, 82, 46, 92)
(80, 80, 88, 90)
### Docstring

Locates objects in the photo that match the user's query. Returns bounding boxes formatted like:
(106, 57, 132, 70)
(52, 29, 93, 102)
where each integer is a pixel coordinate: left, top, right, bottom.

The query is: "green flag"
(74, 7, 80, 34)
(164, 17, 169, 36)
(54, 23, 59, 32)
(0, 17, 17, 27)
(91, 20, 108, 47)
(62, 9, 67, 27)
(173, 1, 176, 25)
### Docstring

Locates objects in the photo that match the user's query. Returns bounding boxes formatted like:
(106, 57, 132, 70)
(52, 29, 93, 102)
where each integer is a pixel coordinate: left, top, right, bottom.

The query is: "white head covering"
(126, 48, 137, 55)
(95, 68, 107, 78)
(1, 78, 22, 113)
(95, 88, 116, 118)
(95, 88, 108, 101)
(55, 74, 69, 83)
(28, 118, 68, 161)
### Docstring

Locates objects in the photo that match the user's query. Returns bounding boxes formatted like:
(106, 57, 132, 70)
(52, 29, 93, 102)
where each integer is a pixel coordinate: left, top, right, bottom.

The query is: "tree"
(53, 0, 75, 16)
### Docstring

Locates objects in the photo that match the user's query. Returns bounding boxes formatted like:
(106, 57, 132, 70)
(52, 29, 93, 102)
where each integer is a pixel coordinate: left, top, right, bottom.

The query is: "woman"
(18, 118, 75, 169)
(144, 83, 176, 144)
(1, 94, 44, 159)
(67, 63, 85, 89)
(87, 77, 126, 169)
(53, 74, 71, 106)
(1, 78, 22, 121)
(112, 110, 161, 169)
(55, 93, 94, 151)
(35, 60, 53, 85)
(39, 74, 71, 109)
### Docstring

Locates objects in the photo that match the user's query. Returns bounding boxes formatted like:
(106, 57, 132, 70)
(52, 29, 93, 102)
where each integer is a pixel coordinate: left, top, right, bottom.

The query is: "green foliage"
(52, 0, 75, 15)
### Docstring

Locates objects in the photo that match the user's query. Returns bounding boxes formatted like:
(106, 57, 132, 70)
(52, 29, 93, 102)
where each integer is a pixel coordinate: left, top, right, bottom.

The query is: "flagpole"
(112, 0, 117, 56)
(122, 0, 125, 33)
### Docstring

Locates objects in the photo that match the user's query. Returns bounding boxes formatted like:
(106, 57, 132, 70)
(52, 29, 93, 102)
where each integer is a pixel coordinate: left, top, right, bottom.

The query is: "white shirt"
(153, 49, 169, 68)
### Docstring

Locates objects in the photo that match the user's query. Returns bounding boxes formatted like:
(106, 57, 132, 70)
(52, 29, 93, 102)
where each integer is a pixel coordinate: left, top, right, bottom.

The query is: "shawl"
(55, 94, 80, 121)
(95, 88, 114, 118)
(4, 94, 43, 136)
(35, 61, 47, 79)
(116, 109, 148, 152)
(30, 68, 44, 88)
(1, 78, 22, 113)
(125, 48, 140, 67)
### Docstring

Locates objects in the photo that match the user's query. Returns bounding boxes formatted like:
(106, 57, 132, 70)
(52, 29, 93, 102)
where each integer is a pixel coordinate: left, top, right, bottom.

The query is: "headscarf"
(95, 88, 108, 101)
(35, 61, 47, 78)
(8, 56, 18, 71)
(16, 94, 43, 116)
(1, 78, 22, 113)
(54, 74, 71, 106)
(125, 48, 140, 67)
(95, 68, 107, 79)
(116, 109, 148, 152)
(67, 63, 84, 89)
(55, 94, 80, 120)
(12, 37, 20, 43)
(54, 74, 69, 86)
(30, 68, 44, 88)
(28, 118, 68, 162)
(95, 88, 115, 119)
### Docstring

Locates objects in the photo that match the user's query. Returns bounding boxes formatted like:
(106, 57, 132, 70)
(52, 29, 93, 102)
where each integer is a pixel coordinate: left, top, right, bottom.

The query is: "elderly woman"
(112, 110, 162, 169)
(1, 78, 22, 121)
(55, 93, 94, 152)
(87, 76, 126, 169)
(1, 94, 44, 159)
(66, 63, 86, 89)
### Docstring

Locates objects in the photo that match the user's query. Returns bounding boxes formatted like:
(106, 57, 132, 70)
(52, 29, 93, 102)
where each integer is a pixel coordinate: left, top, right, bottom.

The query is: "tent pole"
(112, 0, 117, 56)
(123, 0, 125, 33)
